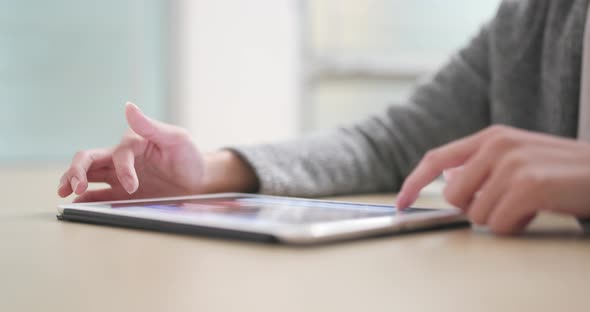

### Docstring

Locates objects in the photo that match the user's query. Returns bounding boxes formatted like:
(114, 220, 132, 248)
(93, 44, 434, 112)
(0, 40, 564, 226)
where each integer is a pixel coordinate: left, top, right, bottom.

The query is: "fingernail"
(58, 179, 65, 189)
(395, 194, 407, 208)
(124, 184, 134, 194)
(396, 193, 418, 209)
(71, 177, 80, 194)
(123, 176, 137, 194)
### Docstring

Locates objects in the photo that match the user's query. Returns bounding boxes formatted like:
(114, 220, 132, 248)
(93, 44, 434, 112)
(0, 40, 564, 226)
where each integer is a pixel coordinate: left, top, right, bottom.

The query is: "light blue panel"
(384, 0, 500, 57)
(0, 0, 167, 162)
(308, 0, 501, 131)
(311, 0, 500, 61)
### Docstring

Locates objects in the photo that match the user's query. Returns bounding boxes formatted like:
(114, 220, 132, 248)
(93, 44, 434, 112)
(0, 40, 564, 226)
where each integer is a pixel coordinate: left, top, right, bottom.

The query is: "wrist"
(200, 150, 259, 194)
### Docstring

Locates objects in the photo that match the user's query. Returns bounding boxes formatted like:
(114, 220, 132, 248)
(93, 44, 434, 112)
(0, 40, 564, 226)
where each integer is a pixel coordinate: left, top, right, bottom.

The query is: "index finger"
(395, 133, 483, 209)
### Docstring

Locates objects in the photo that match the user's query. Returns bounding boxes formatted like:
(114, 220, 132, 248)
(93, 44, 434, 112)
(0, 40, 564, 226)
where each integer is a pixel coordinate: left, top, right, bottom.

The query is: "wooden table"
(2, 167, 589, 312)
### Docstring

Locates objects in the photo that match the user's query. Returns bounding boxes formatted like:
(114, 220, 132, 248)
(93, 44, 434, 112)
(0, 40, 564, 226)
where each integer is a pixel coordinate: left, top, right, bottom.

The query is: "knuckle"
(422, 149, 440, 165)
(484, 135, 517, 153)
(513, 168, 546, 189)
(500, 150, 529, 170)
(112, 145, 127, 157)
(118, 136, 142, 150)
(66, 166, 81, 178)
(73, 150, 89, 161)
(511, 169, 548, 208)
(114, 144, 141, 160)
(486, 124, 510, 136)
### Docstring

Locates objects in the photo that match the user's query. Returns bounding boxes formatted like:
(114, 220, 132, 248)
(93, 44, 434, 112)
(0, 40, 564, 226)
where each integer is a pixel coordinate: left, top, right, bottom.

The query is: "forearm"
(229, 130, 398, 197)
(200, 150, 260, 194)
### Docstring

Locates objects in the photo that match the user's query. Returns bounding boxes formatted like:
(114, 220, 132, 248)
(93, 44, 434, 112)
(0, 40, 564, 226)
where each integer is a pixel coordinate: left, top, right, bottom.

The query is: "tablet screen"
(107, 196, 430, 225)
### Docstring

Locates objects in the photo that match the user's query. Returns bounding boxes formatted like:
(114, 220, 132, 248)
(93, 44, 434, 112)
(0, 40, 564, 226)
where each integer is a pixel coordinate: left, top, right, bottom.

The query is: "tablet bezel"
(57, 193, 466, 244)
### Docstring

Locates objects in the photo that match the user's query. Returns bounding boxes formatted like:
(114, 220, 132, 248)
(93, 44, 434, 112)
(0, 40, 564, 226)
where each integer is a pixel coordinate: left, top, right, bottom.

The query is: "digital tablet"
(57, 193, 467, 244)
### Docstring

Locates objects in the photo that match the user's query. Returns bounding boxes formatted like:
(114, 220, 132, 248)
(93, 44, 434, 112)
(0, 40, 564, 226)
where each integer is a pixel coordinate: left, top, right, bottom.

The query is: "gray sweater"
(232, 0, 588, 197)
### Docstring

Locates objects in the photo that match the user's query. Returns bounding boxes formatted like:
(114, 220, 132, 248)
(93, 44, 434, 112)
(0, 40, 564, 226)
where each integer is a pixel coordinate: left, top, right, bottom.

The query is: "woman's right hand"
(58, 102, 258, 202)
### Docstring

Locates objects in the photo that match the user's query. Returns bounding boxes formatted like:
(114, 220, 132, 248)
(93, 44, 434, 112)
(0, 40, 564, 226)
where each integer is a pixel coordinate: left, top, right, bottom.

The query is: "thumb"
(125, 101, 184, 146)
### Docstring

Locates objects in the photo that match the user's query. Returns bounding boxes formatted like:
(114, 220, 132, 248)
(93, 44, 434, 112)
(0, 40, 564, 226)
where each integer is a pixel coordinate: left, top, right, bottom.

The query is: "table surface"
(2, 166, 589, 312)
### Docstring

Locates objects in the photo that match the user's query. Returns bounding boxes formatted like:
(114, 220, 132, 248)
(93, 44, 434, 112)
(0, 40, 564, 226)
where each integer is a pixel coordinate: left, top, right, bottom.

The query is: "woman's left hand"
(396, 125, 590, 234)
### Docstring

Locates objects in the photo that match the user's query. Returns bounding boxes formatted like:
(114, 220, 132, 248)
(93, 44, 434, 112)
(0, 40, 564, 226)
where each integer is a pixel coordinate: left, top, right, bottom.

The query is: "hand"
(58, 102, 258, 202)
(396, 125, 590, 234)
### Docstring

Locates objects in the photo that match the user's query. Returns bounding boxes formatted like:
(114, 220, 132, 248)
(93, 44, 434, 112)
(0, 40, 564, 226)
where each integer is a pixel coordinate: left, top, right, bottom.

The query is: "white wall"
(172, 0, 301, 150)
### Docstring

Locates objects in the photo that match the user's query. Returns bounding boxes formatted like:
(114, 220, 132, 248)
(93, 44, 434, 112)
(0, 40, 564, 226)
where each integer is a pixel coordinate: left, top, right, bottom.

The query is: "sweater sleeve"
(228, 7, 499, 197)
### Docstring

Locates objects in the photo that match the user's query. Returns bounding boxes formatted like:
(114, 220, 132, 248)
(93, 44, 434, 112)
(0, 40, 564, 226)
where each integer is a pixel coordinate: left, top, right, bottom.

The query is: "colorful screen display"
(108, 196, 428, 225)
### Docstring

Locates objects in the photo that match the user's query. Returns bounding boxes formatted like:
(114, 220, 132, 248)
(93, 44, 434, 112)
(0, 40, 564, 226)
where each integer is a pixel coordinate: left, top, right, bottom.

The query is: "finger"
(60, 166, 117, 198)
(442, 166, 463, 183)
(487, 180, 539, 235)
(125, 102, 189, 147)
(466, 169, 508, 225)
(396, 133, 483, 208)
(466, 149, 531, 224)
(60, 149, 113, 197)
(58, 174, 73, 197)
(443, 146, 499, 210)
(73, 188, 117, 203)
(112, 145, 140, 194)
(87, 168, 118, 185)
(514, 213, 537, 231)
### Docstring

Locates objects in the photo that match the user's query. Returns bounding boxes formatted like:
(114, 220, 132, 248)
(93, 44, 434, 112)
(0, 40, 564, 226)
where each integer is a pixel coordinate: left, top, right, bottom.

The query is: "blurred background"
(0, 0, 500, 166)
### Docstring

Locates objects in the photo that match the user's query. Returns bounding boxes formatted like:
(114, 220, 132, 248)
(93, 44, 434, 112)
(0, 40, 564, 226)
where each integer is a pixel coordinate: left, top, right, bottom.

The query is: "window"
(0, 0, 501, 163)
(0, 0, 168, 162)
(303, 0, 501, 131)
